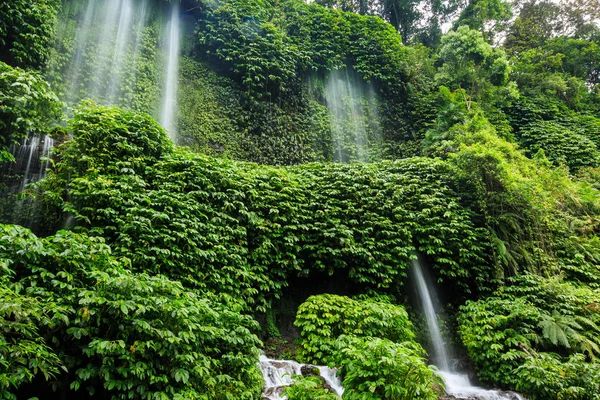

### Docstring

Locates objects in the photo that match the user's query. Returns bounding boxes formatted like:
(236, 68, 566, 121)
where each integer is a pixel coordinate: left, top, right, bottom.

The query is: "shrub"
(332, 335, 440, 400)
(295, 294, 415, 364)
(59, 102, 172, 175)
(0, 62, 62, 163)
(0, 267, 62, 400)
(284, 376, 339, 400)
(458, 276, 600, 399)
(0, 224, 263, 400)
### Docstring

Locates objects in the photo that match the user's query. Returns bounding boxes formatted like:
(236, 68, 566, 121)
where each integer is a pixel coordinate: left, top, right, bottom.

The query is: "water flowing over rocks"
(259, 355, 343, 400)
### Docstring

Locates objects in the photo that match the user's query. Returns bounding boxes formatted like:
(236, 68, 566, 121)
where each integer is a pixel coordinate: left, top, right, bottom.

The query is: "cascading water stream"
(411, 258, 526, 400)
(412, 259, 450, 372)
(4, 135, 55, 191)
(61, 0, 181, 134)
(106, 0, 135, 103)
(259, 355, 343, 400)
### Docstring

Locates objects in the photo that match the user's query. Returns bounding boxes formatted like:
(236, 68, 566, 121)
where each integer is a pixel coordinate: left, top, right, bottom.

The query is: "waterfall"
(3, 135, 55, 191)
(411, 258, 450, 371)
(60, 0, 180, 128)
(0, 135, 56, 229)
(411, 258, 527, 400)
(66, 0, 96, 104)
(324, 69, 380, 163)
(105, 0, 135, 103)
(160, 3, 181, 139)
(64, 0, 151, 107)
(259, 355, 343, 400)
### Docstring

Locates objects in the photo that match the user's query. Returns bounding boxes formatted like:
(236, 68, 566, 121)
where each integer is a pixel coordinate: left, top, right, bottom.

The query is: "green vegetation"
(0, 62, 62, 163)
(0, 224, 263, 400)
(0, 0, 59, 69)
(458, 276, 600, 399)
(332, 336, 440, 400)
(294, 294, 440, 399)
(1, 0, 600, 399)
(295, 294, 416, 364)
(284, 376, 339, 400)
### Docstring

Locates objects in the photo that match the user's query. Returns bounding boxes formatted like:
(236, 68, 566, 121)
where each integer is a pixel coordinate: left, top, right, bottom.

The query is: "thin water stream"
(3, 135, 55, 191)
(160, 2, 181, 139)
(411, 258, 526, 400)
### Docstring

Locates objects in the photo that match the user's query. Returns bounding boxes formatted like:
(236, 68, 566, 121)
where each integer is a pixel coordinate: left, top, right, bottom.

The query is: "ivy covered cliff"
(1, 0, 600, 399)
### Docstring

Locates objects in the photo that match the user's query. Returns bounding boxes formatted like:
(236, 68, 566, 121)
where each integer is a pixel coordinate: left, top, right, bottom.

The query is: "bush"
(0, 266, 62, 400)
(59, 102, 172, 175)
(295, 294, 416, 364)
(0, 62, 62, 163)
(0, 224, 263, 400)
(332, 335, 440, 400)
(458, 276, 600, 399)
(284, 376, 339, 400)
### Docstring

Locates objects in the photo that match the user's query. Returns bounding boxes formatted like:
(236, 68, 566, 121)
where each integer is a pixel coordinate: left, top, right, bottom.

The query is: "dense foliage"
(31, 103, 491, 317)
(2, 0, 600, 398)
(0, 62, 62, 163)
(458, 275, 600, 399)
(294, 295, 440, 399)
(284, 376, 339, 400)
(332, 335, 440, 400)
(295, 294, 416, 364)
(0, 224, 263, 400)
(0, 0, 59, 69)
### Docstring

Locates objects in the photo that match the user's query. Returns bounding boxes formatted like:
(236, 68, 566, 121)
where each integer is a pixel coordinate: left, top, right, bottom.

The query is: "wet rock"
(301, 365, 320, 377)
(263, 386, 285, 399)
(320, 379, 336, 394)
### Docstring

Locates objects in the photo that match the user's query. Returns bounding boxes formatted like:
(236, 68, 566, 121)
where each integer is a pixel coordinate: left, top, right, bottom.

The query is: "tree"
(453, 0, 512, 42)
(314, 0, 373, 15)
(506, 0, 600, 55)
(435, 26, 510, 110)
(504, 1, 563, 54)
(380, 0, 462, 45)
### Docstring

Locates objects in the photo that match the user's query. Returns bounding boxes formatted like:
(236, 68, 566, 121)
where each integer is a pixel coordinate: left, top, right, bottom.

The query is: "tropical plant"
(0, 0, 59, 69)
(332, 335, 440, 400)
(0, 62, 62, 164)
(0, 224, 264, 399)
(284, 375, 339, 400)
(295, 294, 416, 364)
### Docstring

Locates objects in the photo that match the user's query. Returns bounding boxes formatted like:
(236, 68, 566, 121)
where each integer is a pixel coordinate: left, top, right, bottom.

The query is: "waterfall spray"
(106, 0, 135, 103)
(324, 69, 380, 163)
(160, 2, 181, 139)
